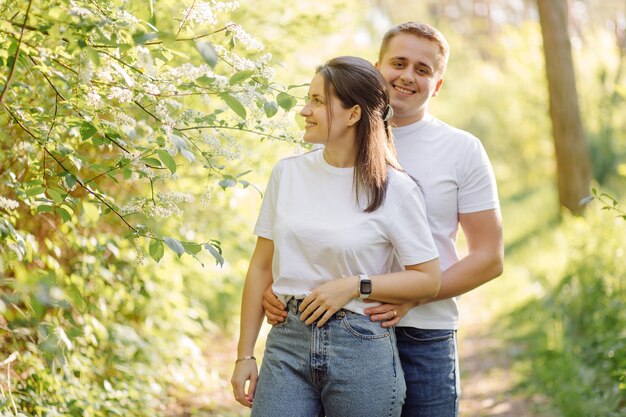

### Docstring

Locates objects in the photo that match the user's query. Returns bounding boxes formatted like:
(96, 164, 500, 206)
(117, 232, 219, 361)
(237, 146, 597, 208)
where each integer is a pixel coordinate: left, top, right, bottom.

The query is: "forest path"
(457, 285, 556, 417)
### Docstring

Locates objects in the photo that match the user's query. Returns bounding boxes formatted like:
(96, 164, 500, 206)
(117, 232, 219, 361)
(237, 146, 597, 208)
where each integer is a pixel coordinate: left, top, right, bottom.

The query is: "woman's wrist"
(235, 355, 256, 364)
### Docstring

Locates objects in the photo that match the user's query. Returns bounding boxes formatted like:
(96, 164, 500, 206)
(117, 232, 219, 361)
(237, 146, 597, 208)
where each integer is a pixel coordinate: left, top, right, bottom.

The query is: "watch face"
(360, 280, 372, 294)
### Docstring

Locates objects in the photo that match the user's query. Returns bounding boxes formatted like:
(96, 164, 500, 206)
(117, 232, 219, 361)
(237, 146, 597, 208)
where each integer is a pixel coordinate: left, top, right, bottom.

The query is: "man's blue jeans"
(396, 327, 460, 417)
(252, 298, 406, 417)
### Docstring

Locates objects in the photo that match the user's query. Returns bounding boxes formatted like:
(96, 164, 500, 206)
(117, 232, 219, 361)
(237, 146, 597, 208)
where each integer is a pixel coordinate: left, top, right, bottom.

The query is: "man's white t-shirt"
(254, 149, 439, 315)
(393, 114, 500, 329)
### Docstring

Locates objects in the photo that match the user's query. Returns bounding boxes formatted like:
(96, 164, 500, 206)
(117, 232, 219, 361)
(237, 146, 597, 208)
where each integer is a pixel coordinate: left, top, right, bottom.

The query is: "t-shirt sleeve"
(458, 138, 500, 213)
(253, 162, 282, 239)
(389, 186, 439, 266)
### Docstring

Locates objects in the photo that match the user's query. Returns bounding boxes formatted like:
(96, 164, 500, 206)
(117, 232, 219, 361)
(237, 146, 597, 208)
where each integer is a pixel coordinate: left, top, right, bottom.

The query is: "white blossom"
(137, 46, 155, 77)
(96, 67, 114, 83)
(166, 63, 213, 83)
(115, 9, 140, 25)
(214, 45, 255, 71)
(225, 23, 264, 51)
(79, 53, 94, 84)
(182, 2, 217, 26)
(85, 89, 103, 109)
(69, 1, 92, 18)
(180, 1, 240, 26)
(201, 186, 214, 208)
(113, 111, 137, 129)
(107, 87, 134, 103)
(0, 196, 19, 211)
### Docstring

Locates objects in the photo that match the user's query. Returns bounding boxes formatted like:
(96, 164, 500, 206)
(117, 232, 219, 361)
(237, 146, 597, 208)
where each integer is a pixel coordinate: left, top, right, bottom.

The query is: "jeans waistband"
(285, 297, 355, 321)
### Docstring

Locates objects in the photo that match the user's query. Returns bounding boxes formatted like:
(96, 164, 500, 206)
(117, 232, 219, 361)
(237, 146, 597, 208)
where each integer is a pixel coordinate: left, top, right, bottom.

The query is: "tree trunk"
(537, 0, 591, 215)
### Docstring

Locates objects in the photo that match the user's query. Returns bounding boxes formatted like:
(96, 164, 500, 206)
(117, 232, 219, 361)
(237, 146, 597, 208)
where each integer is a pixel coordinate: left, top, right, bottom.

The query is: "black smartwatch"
(358, 274, 372, 299)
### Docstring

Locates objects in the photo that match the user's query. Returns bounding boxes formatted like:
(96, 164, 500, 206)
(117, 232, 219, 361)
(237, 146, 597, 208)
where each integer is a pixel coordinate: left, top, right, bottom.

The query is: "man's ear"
(432, 77, 444, 97)
(348, 105, 361, 126)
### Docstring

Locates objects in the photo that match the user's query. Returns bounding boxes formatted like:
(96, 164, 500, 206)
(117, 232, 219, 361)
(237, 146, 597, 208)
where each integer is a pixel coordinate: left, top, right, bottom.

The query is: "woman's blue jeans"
(252, 298, 406, 417)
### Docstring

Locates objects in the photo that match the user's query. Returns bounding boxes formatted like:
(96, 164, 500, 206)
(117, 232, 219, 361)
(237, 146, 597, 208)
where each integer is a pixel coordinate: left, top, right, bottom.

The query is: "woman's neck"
(323, 137, 356, 168)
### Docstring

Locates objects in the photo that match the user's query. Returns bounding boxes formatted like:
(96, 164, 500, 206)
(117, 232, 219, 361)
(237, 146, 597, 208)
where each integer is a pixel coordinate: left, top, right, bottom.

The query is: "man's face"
(376, 33, 444, 127)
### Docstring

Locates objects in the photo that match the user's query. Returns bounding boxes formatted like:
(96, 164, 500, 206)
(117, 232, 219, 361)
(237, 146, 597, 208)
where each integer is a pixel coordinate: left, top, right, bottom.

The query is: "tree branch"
(3, 102, 137, 233)
(0, 0, 33, 103)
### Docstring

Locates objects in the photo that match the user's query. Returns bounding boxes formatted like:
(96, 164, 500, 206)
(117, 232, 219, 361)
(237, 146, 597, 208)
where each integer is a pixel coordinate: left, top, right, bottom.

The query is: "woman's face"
(300, 73, 355, 145)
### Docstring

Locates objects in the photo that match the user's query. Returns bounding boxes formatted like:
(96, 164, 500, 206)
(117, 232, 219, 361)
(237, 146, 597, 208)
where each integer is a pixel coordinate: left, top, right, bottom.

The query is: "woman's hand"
(364, 301, 416, 328)
(299, 276, 357, 327)
(231, 360, 258, 408)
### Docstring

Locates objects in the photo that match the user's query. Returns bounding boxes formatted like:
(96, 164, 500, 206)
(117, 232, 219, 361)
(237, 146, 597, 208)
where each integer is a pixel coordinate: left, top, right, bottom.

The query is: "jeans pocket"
(341, 314, 390, 340)
(398, 327, 454, 343)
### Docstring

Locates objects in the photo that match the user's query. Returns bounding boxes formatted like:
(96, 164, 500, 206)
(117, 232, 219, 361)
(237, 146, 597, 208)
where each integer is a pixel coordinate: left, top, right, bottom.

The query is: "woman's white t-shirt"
(254, 149, 438, 315)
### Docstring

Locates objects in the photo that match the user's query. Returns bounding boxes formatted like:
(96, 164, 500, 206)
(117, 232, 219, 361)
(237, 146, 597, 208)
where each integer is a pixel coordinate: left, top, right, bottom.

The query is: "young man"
(262, 22, 504, 417)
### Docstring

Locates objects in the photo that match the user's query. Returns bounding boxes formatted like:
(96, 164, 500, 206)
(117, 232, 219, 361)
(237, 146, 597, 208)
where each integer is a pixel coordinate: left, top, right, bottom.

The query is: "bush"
(507, 198, 626, 417)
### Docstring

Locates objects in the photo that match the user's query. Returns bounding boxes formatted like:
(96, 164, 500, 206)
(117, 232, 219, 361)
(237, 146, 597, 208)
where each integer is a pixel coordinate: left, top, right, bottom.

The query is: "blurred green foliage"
(505, 197, 626, 417)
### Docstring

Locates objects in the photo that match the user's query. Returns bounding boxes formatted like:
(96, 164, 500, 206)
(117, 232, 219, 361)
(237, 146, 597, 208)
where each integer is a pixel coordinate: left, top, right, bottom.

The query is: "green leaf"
(204, 243, 224, 266)
(141, 157, 162, 167)
(148, 0, 155, 24)
(229, 70, 255, 85)
(37, 205, 54, 213)
(156, 149, 176, 174)
(196, 75, 215, 86)
(195, 41, 218, 68)
(264, 101, 278, 118)
(26, 186, 46, 196)
(47, 188, 66, 204)
(132, 32, 159, 44)
(287, 83, 310, 89)
(64, 173, 77, 188)
(277, 92, 297, 111)
(182, 242, 202, 256)
(149, 239, 164, 262)
(164, 237, 184, 257)
(218, 177, 237, 190)
(220, 93, 246, 119)
(80, 122, 97, 140)
(55, 207, 72, 223)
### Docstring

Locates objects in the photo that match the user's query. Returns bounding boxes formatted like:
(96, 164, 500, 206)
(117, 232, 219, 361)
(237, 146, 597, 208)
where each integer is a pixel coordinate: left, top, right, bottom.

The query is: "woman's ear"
(347, 105, 361, 126)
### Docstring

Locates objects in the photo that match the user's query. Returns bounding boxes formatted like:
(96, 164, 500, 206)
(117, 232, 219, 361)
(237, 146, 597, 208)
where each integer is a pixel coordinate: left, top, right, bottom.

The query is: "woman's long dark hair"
(317, 56, 402, 212)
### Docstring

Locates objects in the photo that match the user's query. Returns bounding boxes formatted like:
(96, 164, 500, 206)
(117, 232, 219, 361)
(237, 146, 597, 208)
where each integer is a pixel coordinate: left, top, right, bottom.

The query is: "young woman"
(231, 56, 440, 417)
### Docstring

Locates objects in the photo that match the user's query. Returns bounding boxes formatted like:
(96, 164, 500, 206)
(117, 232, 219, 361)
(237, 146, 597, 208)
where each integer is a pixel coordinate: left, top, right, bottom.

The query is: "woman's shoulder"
(271, 148, 321, 172)
(387, 167, 419, 194)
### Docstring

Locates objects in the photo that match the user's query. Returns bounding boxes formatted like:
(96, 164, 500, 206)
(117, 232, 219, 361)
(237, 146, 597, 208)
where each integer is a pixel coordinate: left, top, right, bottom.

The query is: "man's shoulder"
(426, 115, 480, 144)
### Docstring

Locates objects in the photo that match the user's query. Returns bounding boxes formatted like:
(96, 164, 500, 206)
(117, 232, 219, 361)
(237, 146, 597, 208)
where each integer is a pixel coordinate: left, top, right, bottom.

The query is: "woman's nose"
(300, 104, 312, 116)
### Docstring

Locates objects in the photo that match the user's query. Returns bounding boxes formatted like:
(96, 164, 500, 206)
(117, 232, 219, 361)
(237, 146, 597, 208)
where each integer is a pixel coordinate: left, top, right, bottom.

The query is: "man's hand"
(262, 285, 286, 325)
(364, 301, 415, 328)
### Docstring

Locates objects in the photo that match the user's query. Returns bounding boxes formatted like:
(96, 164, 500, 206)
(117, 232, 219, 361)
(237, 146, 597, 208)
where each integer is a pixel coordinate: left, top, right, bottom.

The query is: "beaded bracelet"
(235, 355, 256, 363)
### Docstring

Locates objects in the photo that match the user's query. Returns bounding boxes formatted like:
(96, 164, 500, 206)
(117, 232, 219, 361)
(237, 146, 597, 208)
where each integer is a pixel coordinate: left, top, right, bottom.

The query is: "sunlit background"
(1, 1, 625, 416)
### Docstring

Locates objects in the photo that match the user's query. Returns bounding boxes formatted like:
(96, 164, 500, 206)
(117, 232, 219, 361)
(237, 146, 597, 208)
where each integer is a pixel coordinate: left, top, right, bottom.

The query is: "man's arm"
(432, 208, 503, 300)
(366, 208, 503, 326)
